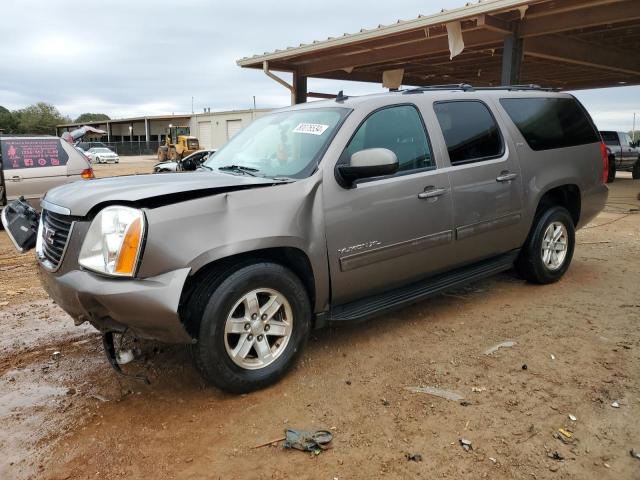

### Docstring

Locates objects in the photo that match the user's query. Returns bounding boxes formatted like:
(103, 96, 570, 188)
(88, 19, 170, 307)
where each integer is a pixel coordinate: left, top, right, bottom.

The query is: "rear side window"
(500, 97, 600, 151)
(433, 101, 503, 165)
(600, 131, 619, 145)
(344, 105, 434, 173)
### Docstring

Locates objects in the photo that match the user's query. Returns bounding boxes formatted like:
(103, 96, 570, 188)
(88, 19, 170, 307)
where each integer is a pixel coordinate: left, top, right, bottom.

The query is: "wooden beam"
(520, 1, 640, 37)
(477, 14, 513, 34)
(307, 92, 337, 99)
(300, 29, 505, 77)
(524, 35, 640, 75)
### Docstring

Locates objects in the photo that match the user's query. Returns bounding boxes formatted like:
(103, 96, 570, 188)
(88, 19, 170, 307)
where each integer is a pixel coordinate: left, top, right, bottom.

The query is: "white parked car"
(87, 147, 119, 164)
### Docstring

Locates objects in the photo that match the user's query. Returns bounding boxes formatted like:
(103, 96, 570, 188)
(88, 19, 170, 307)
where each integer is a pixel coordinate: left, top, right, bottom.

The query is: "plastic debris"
(116, 350, 135, 365)
(405, 386, 464, 401)
(483, 340, 516, 355)
(630, 449, 640, 460)
(558, 428, 573, 439)
(489, 457, 497, 464)
(51, 351, 61, 361)
(611, 401, 620, 408)
(459, 438, 473, 452)
(405, 453, 423, 462)
(569, 414, 577, 422)
(550, 354, 556, 360)
(283, 428, 332, 454)
(471, 387, 487, 393)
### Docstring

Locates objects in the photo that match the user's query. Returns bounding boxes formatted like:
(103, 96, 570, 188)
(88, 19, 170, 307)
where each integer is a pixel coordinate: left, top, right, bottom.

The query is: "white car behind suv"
(87, 147, 119, 164)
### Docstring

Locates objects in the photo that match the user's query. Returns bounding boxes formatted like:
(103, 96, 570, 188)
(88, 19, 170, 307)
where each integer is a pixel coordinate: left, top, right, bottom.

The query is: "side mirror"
(337, 148, 398, 186)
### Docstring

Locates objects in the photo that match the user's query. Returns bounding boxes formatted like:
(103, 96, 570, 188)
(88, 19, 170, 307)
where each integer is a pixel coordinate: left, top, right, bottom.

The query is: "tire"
(97, 157, 102, 164)
(515, 206, 575, 284)
(607, 156, 616, 183)
(190, 262, 311, 393)
(633, 159, 640, 180)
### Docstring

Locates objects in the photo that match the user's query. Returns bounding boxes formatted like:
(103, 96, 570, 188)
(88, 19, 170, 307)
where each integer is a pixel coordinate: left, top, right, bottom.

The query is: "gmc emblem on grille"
(44, 226, 56, 245)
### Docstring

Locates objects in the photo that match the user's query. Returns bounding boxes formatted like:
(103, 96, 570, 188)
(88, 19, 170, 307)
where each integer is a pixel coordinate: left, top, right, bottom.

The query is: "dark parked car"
(600, 131, 640, 181)
(3, 86, 608, 393)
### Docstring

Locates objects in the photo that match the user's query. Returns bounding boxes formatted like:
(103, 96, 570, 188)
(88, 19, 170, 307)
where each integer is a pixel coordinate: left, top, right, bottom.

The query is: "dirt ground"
(1, 162, 639, 480)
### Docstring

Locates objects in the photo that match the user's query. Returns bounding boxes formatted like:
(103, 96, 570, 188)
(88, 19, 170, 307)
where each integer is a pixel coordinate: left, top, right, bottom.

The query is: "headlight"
(78, 206, 146, 277)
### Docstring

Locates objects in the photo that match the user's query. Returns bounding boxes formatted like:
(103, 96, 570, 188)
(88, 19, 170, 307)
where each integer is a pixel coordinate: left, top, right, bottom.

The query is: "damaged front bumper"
(38, 265, 194, 344)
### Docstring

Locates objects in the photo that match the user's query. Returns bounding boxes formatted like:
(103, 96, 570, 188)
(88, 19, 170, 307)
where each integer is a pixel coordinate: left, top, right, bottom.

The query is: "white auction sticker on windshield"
(292, 123, 330, 135)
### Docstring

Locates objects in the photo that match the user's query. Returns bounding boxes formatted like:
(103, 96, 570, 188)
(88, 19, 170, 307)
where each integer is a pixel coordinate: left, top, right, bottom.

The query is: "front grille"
(40, 210, 73, 269)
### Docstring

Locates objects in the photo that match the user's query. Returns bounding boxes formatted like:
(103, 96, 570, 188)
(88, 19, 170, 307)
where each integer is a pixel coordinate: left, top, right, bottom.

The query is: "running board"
(329, 251, 519, 324)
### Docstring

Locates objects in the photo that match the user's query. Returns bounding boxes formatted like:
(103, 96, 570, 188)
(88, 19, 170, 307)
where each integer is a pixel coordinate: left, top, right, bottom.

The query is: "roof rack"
(403, 83, 559, 94)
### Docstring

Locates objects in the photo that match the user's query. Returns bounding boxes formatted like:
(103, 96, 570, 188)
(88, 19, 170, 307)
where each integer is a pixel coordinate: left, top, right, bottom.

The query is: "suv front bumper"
(38, 265, 193, 343)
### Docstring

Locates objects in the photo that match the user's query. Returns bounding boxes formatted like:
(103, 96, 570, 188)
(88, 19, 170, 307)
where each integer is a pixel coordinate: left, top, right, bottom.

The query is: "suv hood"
(43, 172, 279, 216)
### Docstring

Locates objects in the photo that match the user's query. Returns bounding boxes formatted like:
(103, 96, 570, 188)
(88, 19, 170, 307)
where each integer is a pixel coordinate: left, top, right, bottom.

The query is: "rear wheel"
(607, 157, 616, 183)
(633, 159, 640, 180)
(515, 206, 575, 284)
(190, 262, 311, 393)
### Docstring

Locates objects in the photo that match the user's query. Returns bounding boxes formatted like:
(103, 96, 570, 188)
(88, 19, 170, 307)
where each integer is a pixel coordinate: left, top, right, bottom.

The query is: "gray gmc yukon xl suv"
(4, 86, 608, 393)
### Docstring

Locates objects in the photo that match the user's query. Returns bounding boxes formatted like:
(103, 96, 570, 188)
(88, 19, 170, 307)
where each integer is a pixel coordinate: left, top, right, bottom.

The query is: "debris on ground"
(489, 457, 497, 464)
(558, 428, 573, 440)
(283, 428, 333, 455)
(550, 354, 556, 360)
(548, 451, 564, 461)
(51, 351, 61, 361)
(405, 453, 423, 462)
(568, 414, 577, 421)
(460, 401, 471, 407)
(459, 438, 473, 452)
(88, 394, 110, 403)
(483, 340, 516, 355)
(611, 401, 620, 408)
(116, 350, 135, 365)
(630, 449, 640, 460)
(522, 364, 528, 370)
(471, 386, 487, 393)
(405, 386, 464, 401)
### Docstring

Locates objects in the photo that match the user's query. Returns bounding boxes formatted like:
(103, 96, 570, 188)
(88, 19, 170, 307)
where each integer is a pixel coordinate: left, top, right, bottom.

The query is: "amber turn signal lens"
(81, 168, 95, 179)
(115, 217, 143, 275)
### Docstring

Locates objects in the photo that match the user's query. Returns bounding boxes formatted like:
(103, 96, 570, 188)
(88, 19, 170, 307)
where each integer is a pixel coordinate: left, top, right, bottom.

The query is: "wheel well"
(179, 247, 316, 337)
(536, 185, 581, 226)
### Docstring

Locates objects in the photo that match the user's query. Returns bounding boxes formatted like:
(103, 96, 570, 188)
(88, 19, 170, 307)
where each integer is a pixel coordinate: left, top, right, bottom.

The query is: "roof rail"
(403, 83, 559, 94)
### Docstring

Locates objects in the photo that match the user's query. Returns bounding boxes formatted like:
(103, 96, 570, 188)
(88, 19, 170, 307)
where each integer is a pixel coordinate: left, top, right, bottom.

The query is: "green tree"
(0, 106, 19, 133)
(74, 113, 111, 123)
(16, 102, 71, 135)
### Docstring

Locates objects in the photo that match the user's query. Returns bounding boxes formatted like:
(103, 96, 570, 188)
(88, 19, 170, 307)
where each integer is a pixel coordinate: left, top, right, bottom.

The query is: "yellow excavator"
(157, 126, 200, 161)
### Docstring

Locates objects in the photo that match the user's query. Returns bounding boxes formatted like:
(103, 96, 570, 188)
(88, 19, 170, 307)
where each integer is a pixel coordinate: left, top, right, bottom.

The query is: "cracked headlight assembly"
(79, 206, 146, 277)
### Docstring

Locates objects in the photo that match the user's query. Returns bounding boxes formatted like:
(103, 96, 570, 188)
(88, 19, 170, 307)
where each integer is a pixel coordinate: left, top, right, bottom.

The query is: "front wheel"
(633, 159, 640, 180)
(515, 206, 575, 284)
(191, 262, 311, 393)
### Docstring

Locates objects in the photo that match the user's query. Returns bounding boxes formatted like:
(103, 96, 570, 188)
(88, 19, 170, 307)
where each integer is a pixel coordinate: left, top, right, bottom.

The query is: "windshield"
(92, 148, 111, 153)
(203, 107, 348, 179)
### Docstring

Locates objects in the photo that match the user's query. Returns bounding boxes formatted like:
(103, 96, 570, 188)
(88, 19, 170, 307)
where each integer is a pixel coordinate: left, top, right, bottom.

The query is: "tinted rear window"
(434, 100, 503, 165)
(600, 131, 619, 144)
(500, 97, 599, 151)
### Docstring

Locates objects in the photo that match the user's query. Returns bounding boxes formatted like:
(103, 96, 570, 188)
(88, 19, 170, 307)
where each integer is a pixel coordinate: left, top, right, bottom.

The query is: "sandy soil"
(0, 167, 638, 480)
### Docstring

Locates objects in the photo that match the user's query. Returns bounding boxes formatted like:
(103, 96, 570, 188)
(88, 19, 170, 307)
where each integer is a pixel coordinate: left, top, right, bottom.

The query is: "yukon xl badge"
(338, 240, 381, 256)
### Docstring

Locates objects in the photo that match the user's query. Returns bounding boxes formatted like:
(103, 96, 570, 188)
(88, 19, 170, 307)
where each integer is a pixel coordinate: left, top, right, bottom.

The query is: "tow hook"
(102, 332, 150, 385)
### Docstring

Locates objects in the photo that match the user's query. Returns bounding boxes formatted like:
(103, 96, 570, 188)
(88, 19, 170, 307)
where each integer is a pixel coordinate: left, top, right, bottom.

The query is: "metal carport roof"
(237, 0, 640, 103)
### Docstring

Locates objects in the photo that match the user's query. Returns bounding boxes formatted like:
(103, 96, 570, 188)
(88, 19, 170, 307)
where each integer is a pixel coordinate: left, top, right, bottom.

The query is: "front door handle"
(418, 187, 447, 199)
(496, 171, 518, 182)
(10, 175, 21, 182)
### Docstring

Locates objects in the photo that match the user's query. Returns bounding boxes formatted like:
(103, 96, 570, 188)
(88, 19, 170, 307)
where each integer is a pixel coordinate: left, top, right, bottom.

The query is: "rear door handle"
(496, 172, 518, 182)
(418, 187, 447, 199)
(10, 175, 21, 182)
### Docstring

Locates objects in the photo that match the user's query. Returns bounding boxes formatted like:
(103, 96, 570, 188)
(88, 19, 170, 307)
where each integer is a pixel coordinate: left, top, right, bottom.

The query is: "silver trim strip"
(339, 230, 453, 272)
(456, 212, 522, 240)
(40, 199, 71, 216)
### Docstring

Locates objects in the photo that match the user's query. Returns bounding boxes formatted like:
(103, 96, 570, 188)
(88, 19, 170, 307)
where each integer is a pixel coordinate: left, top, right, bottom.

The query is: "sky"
(0, 0, 638, 131)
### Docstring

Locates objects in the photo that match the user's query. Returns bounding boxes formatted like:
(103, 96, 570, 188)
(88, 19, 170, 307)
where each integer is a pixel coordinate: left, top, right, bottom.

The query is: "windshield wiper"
(217, 165, 260, 176)
(198, 164, 213, 171)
